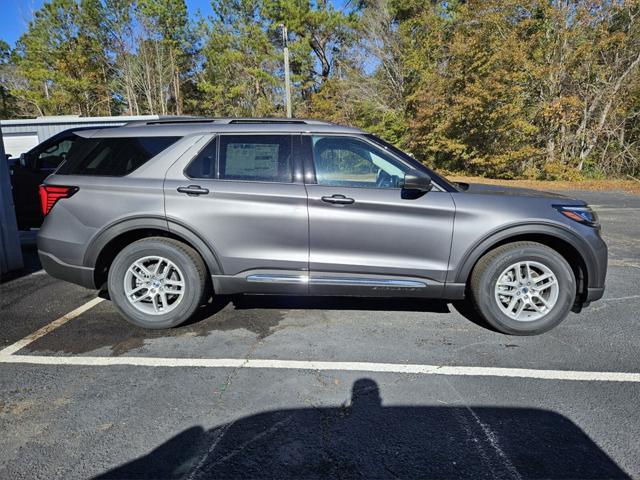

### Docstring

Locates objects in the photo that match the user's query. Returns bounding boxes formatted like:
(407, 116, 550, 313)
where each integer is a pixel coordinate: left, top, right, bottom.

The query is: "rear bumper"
(38, 250, 95, 289)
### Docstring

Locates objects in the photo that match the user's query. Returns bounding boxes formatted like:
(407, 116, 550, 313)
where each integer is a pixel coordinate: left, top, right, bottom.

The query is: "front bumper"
(583, 229, 608, 298)
(586, 287, 605, 303)
(578, 228, 607, 308)
(38, 250, 95, 289)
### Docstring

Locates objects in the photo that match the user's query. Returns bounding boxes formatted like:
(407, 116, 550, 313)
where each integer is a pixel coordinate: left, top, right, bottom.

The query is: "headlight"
(554, 205, 600, 228)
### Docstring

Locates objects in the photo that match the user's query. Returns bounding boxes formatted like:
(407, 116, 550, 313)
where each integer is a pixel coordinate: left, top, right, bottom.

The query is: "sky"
(1, 0, 351, 47)
(0, 0, 43, 47)
(0, 0, 214, 47)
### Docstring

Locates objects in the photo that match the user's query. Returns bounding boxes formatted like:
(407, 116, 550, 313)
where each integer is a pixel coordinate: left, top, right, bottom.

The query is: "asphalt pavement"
(1, 189, 639, 479)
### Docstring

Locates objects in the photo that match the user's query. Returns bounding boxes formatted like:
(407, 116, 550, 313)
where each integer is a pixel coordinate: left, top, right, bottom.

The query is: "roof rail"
(229, 118, 334, 125)
(123, 116, 211, 127)
(144, 119, 216, 125)
(228, 119, 306, 124)
(122, 116, 334, 127)
(225, 118, 334, 125)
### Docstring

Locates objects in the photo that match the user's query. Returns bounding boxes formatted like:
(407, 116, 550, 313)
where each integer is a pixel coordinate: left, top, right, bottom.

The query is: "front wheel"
(108, 237, 207, 329)
(470, 242, 576, 335)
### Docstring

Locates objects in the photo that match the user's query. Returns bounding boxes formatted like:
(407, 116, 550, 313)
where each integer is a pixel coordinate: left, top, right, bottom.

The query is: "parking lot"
(1, 188, 639, 479)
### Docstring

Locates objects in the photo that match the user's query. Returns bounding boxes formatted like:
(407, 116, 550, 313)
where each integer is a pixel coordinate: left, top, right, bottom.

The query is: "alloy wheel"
(494, 261, 559, 321)
(123, 256, 186, 316)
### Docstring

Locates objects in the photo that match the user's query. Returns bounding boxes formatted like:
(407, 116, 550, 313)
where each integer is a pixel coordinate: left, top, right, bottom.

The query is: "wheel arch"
(85, 216, 223, 289)
(455, 224, 593, 305)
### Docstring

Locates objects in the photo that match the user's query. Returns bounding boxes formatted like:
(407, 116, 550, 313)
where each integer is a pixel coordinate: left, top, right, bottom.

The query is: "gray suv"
(37, 118, 607, 335)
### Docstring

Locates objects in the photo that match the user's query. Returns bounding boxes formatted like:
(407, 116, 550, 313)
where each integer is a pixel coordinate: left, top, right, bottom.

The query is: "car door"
(10, 133, 76, 230)
(164, 133, 309, 294)
(303, 134, 455, 297)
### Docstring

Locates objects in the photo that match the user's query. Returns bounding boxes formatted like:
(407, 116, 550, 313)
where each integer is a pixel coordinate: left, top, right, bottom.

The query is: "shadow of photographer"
(96, 379, 628, 479)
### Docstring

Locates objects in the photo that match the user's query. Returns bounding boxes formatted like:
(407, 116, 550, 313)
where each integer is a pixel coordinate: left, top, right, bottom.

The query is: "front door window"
(311, 136, 407, 189)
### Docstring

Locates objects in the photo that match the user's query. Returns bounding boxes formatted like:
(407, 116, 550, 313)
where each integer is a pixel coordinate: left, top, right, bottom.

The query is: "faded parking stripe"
(1, 355, 639, 383)
(0, 297, 103, 356)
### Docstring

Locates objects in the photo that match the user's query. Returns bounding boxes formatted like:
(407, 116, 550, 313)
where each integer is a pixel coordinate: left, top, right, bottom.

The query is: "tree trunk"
(578, 51, 640, 167)
(546, 135, 556, 163)
(170, 49, 181, 115)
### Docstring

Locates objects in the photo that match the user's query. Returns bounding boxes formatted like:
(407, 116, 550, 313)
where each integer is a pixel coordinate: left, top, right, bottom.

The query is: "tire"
(470, 241, 576, 335)
(107, 237, 207, 329)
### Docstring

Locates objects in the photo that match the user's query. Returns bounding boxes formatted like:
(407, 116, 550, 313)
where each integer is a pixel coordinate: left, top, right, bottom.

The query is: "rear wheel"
(108, 237, 207, 329)
(470, 242, 576, 335)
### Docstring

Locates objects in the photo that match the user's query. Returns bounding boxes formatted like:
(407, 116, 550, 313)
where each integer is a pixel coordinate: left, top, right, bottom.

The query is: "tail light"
(39, 185, 78, 216)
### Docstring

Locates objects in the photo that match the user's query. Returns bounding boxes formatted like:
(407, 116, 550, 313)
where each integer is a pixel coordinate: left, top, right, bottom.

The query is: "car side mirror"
(402, 172, 432, 192)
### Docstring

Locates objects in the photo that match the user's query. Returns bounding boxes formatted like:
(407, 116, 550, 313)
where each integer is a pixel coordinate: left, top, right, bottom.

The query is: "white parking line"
(603, 294, 640, 302)
(590, 206, 640, 211)
(1, 355, 639, 383)
(0, 297, 103, 356)
(1, 296, 639, 383)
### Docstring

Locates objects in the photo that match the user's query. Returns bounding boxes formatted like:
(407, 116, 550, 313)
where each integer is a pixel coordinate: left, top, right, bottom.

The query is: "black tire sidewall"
(476, 246, 576, 335)
(108, 240, 204, 329)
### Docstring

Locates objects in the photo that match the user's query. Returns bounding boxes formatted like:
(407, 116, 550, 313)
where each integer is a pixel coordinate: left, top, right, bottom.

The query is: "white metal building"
(0, 115, 165, 158)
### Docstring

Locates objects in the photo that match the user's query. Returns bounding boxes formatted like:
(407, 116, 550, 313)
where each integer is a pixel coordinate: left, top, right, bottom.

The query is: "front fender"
(451, 222, 606, 289)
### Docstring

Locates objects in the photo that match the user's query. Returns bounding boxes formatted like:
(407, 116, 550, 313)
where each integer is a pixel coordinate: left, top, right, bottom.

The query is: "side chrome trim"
(246, 274, 426, 288)
(311, 277, 426, 288)
(246, 274, 309, 284)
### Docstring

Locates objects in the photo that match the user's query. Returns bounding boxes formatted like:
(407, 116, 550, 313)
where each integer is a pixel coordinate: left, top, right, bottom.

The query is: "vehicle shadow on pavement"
(25, 295, 484, 356)
(95, 379, 629, 479)
(224, 295, 492, 331)
(228, 295, 452, 313)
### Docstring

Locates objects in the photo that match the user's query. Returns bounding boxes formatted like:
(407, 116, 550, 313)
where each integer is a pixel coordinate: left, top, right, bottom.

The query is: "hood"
(454, 182, 581, 202)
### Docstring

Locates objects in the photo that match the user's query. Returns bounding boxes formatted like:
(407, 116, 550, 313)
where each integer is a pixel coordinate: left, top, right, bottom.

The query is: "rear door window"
(57, 136, 180, 176)
(218, 135, 292, 183)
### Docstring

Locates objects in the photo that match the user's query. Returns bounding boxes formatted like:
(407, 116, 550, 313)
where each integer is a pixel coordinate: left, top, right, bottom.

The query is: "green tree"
(198, 0, 357, 116)
(3, 0, 639, 179)
(401, 0, 640, 179)
(0, 40, 20, 118)
(262, 0, 358, 95)
(12, 0, 111, 116)
(197, 0, 282, 116)
(407, 1, 540, 177)
(331, 0, 411, 145)
(137, 0, 195, 114)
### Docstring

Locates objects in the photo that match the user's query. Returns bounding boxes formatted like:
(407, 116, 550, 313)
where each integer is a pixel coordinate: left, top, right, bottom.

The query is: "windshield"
(364, 134, 459, 192)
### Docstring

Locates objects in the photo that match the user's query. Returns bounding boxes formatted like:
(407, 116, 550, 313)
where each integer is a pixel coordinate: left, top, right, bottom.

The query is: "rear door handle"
(177, 185, 209, 196)
(321, 194, 355, 205)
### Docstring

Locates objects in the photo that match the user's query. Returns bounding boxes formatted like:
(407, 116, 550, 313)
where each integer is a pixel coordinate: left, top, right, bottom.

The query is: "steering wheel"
(376, 169, 393, 188)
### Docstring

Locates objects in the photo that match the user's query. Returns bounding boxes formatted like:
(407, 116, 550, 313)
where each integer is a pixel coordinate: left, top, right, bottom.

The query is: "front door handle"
(177, 185, 209, 196)
(321, 194, 355, 205)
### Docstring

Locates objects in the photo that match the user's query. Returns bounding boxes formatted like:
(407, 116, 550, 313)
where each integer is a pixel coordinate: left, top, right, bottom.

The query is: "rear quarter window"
(56, 136, 180, 176)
